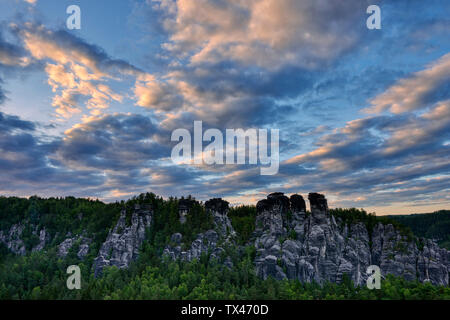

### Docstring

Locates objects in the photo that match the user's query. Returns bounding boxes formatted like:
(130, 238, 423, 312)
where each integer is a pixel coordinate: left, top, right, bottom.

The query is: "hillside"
(0, 193, 449, 300)
(388, 211, 450, 250)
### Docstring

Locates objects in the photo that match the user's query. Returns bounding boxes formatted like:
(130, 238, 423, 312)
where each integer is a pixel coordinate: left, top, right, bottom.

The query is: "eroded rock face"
(32, 228, 50, 252)
(372, 224, 449, 286)
(0, 224, 26, 255)
(206, 198, 236, 240)
(57, 233, 91, 259)
(93, 205, 152, 277)
(163, 198, 235, 266)
(254, 192, 450, 286)
(179, 199, 196, 224)
(0, 224, 50, 255)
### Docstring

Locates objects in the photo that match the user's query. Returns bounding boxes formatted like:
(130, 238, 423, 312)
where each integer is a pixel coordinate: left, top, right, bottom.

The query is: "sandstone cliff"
(93, 204, 152, 277)
(254, 192, 450, 286)
(163, 198, 235, 268)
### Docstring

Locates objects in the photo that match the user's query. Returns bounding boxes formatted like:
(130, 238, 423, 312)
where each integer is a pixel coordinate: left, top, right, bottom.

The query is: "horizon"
(0, 0, 449, 215)
(3, 191, 448, 216)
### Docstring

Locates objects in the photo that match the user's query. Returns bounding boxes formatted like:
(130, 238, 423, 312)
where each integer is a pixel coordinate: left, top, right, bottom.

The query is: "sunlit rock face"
(93, 204, 152, 277)
(254, 192, 450, 286)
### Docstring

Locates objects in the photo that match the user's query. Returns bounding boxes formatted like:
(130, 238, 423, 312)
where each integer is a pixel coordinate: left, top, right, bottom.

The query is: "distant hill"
(388, 210, 450, 249)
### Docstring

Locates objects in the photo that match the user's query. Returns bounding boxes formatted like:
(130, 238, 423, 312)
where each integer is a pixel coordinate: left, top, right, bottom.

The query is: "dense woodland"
(0, 194, 449, 300)
(389, 210, 450, 249)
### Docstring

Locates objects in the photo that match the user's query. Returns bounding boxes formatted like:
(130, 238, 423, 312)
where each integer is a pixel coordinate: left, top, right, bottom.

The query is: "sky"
(0, 0, 449, 215)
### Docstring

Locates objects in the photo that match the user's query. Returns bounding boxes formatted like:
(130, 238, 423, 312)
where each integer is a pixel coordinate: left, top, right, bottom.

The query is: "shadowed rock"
(178, 198, 197, 224)
(308, 193, 328, 212)
(163, 198, 235, 265)
(253, 191, 450, 286)
(205, 198, 229, 215)
(257, 192, 290, 214)
(290, 194, 306, 212)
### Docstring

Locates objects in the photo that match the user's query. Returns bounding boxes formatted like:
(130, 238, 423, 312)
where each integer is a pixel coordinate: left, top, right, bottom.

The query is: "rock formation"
(179, 198, 196, 224)
(0, 224, 26, 255)
(163, 198, 235, 268)
(0, 192, 448, 286)
(205, 198, 236, 241)
(254, 192, 450, 286)
(93, 204, 152, 277)
(31, 228, 50, 252)
(57, 233, 91, 259)
(0, 224, 50, 255)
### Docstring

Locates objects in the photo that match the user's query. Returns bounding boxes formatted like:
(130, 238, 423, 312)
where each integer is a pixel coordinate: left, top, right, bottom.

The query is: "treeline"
(388, 210, 450, 249)
(0, 196, 122, 253)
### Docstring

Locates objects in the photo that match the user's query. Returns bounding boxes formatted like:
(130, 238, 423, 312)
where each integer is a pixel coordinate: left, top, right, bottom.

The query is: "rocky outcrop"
(163, 230, 228, 263)
(254, 192, 450, 286)
(0, 224, 50, 255)
(57, 233, 91, 259)
(163, 198, 235, 267)
(205, 198, 236, 240)
(0, 224, 26, 255)
(371, 223, 449, 286)
(179, 198, 196, 224)
(93, 204, 152, 277)
(32, 228, 50, 252)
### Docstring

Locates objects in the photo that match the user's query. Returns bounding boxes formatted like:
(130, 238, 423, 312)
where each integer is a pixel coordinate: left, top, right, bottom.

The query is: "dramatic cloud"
(366, 53, 450, 114)
(58, 113, 170, 171)
(0, 1, 448, 214)
(0, 111, 106, 197)
(0, 83, 5, 105)
(13, 24, 151, 118)
(153, 0, 370, 70)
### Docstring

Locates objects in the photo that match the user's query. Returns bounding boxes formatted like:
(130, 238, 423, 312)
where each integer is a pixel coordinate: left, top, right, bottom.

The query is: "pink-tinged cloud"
(365, 53, 450, 114)
(154, 0, 369, 70)
(17, 24, 151, 119)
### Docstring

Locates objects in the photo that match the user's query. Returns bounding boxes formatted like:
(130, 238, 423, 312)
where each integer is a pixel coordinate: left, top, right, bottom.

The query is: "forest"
(0, 194, 449, 300)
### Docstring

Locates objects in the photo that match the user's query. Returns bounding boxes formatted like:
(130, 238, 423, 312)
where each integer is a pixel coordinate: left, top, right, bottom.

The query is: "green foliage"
(330, 208, 416, 243)
(228, 205, 257, 245)
(389, 210, 450, 249)
(288, 229, 297, 240)
(2, 244, 449, 300)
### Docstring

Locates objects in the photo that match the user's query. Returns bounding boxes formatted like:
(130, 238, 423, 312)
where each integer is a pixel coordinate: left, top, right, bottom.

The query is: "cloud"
(0, 83, 5, 105)
(0, 0, 449, 213)
(134, 77, 183, 112)
(0, 112, 36, 132)
(14, 24, 151, 118)
(135, 62, 312, 132)
(153, 0, 370, 70)
(0, 28, 37, 105)
(0, 111, 107, 197)
(58, 113, 170, 170)
(0, 41, 30, 67)
(0, 111, 180, 200)
(365, 53, 450, 114)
